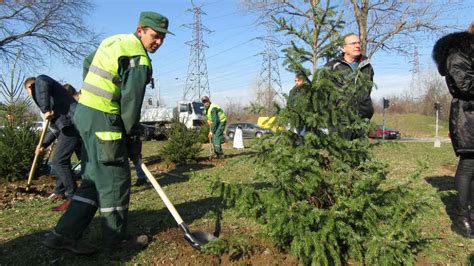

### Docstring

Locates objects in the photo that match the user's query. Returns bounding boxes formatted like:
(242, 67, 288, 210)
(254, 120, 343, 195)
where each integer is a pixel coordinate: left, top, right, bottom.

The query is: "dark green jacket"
(82, 33, 151, 137)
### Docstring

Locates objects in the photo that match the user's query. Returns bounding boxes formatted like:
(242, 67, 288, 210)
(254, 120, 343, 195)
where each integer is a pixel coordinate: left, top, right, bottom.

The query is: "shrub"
(201, 236, 259, 261)
(197, 121, 210, 143)
(160, 119, 203, 163)
(0, 122, 38, 182)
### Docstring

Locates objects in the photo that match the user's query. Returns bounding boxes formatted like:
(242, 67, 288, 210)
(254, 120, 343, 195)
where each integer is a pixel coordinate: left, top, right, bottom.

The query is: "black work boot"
(133, 178, 148, 187)
(105, 235, 149, 252)
(452, 207, 474, 238)
(42, 231, 97, 255)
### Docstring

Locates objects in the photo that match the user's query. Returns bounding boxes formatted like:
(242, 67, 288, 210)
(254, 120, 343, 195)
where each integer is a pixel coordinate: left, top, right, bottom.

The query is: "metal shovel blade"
(141, 163, 218, 250)
(180, 223, 217, 250)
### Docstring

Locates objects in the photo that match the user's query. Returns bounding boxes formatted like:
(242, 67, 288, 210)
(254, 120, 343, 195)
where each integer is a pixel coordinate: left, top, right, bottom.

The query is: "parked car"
(8, 121, 45, 132)
(32, 121, 45, 132)
(368, 125, 401, 139)
(226, 123, 273, 139)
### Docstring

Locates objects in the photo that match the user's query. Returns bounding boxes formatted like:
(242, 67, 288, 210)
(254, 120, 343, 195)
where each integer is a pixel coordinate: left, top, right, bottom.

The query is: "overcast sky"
(32, 0, 474, 108)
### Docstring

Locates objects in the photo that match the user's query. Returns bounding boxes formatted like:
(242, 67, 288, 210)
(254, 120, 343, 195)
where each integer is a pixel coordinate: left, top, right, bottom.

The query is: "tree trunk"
(350, 0, 369, 56)
(310, 0, 320, 74)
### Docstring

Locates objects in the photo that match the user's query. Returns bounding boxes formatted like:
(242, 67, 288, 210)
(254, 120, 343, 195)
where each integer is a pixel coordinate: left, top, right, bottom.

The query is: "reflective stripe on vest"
(82, 82, 120, 101)
(95, 131, 122, 141)
(80, 33, 151, 114)
(206, 103, 227, 123)
(88, 65, 122, 85)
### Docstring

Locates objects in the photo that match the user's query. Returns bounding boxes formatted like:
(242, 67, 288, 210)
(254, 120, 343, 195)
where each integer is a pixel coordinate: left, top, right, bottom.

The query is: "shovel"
(208, 134, 214, 160)
(141, 163, 217, 250)
(26, 120, 50, 191)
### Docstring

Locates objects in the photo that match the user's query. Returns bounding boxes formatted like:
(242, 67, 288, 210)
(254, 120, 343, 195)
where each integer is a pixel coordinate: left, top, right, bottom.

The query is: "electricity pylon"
(183, 1, 212, 101)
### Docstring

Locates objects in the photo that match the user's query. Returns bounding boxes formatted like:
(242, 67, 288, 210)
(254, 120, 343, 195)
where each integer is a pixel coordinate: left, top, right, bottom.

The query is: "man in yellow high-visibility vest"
(201, 96, 227, 158)
(42, 11, 172, 254)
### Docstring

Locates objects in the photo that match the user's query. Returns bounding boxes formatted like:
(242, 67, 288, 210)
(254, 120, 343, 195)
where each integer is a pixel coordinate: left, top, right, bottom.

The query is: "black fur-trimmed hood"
(432, 32, 474, 76)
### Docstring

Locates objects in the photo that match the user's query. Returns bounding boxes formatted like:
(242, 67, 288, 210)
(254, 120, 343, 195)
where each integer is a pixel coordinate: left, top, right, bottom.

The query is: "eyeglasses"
(344, 41, 361, 46)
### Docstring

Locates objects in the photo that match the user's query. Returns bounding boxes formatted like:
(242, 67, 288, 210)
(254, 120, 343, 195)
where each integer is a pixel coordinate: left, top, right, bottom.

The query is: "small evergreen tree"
(0, 51, 38, 182)
(0, 121, 38, 182)
(160, 119, 203, 163)
(213, 1, 432, 264)
(197, 121, 210, 144)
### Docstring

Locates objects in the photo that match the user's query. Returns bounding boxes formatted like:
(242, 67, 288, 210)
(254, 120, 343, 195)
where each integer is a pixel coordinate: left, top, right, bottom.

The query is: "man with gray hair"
(325, 33, 374, 140)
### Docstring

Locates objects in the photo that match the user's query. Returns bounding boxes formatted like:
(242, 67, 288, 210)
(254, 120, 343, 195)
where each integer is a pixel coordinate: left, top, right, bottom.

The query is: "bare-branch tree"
(0, 49, 34, 125)
(372, 69, 450, 120)
(223, 97, 251, 123)
(248, 77, 278, 115)
(347, 0, 458, 58)
(240, 0, 344, 73)
(418, 70, 450, 120)
(0, 0, 100, 68)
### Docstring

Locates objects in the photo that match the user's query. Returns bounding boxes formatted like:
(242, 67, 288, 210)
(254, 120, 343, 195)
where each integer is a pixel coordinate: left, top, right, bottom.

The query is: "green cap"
(139, 11, 174, 35)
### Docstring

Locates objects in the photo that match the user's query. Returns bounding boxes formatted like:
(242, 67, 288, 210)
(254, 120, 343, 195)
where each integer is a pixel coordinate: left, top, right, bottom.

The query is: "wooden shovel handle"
(141, 163, 184, 225)
(27, 120, 50, 187)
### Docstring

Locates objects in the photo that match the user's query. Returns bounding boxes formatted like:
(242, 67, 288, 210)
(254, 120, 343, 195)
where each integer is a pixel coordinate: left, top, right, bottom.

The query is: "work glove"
(126, 135, 142, 165)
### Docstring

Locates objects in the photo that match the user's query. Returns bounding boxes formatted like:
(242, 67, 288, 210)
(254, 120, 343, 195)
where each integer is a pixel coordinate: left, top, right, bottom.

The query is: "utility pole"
(143, 78, 159, 108)
(409, 45, 421, 97)
(382, 98, 390, 140)
(434, 101, 441, 147)
(183, 1, 211, 102)
(257, 19, 282, 111)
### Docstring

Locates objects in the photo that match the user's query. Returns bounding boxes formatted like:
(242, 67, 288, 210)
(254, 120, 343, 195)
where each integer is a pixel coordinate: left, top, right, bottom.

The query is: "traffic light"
(149, 77, 155, 89)
(383, 98, 390, 109)
(434, 101, 442, 110)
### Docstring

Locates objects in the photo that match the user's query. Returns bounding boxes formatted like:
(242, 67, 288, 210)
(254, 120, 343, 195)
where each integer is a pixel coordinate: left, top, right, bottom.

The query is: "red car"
(368, 125, 401, 139)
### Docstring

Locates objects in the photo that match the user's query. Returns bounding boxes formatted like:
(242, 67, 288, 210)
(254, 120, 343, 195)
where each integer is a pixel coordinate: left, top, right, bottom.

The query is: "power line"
(207, 38, 257, 59)
(202, 11, 241, 22)
(158, 37, 258, 77)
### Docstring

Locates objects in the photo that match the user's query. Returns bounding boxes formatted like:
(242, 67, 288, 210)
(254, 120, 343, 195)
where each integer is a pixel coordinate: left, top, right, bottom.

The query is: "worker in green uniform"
(201, 96, 227, 159)
(42, 11, 172, 254)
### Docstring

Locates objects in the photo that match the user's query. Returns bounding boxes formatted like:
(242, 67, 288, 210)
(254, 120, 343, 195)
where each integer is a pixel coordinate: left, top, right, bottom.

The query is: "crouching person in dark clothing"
(432, 23, 474, 238)
(24, 75, 82, 212)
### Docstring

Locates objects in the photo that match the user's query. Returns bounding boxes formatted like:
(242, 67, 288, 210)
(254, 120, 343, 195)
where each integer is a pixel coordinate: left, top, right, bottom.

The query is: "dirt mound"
(0, 175, 55, 210)
(151, 226, 297, 265)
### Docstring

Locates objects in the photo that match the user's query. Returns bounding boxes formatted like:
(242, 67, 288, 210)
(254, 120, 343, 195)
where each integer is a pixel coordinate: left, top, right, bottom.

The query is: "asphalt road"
(383, 137, 451, 143)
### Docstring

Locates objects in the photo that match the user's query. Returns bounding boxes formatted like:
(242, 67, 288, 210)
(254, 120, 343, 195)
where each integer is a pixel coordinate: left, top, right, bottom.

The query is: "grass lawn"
(1, 139, 473, 264)
(372, 113, 449, 138)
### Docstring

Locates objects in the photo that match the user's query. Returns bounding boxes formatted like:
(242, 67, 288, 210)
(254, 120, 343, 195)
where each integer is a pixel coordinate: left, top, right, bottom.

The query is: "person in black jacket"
(432, 24, 474, 238)
(287, 73, 309, 136)
(24, 75, 82, 212)
(325, 33, 374, 140)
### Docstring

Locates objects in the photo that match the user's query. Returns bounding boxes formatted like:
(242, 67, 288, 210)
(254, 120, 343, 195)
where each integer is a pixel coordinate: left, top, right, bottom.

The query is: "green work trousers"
(55, 104, 131, 245)
(212, 122, 226, 156)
